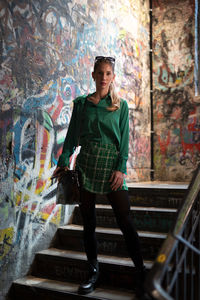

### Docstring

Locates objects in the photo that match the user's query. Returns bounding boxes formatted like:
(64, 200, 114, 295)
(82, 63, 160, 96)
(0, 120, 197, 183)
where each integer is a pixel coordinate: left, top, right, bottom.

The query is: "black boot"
(78, 260, 99, 295)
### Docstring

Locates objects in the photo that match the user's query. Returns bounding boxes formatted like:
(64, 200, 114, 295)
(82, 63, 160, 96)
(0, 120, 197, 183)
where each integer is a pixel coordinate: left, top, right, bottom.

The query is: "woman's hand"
(109, 170, 124, 191)
(51, 166, 68, 181)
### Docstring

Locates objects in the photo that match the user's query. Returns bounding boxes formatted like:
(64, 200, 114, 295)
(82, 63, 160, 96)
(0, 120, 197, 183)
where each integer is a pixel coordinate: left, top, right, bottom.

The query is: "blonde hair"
(93, 58, 121, 111)
(108, 82, 121, 111)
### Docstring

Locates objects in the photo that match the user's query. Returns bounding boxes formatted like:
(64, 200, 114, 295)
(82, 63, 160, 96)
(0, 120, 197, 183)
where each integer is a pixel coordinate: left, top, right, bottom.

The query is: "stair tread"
(14, 275, 138, 299)
(37, 248, 153, 268)
(60, 224, 167, 239)
(90, 204, 177, 212)
(127, 181, 188, 189)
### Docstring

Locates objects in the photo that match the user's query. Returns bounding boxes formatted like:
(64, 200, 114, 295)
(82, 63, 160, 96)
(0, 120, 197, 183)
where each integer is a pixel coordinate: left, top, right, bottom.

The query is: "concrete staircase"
(8, 182, 188, 300)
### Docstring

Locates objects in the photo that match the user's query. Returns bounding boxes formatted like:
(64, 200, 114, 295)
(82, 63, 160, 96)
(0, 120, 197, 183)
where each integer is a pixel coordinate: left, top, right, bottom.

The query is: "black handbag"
(56, 169, 81, 204)
(56, 99, 87, 205)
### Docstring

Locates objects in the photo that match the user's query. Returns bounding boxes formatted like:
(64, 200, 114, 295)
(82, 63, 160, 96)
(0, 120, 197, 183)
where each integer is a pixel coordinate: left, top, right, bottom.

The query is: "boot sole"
(78, 285, 95, 295)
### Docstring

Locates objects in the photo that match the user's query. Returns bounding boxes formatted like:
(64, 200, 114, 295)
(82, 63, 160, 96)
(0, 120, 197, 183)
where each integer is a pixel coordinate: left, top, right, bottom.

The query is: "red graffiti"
(180, 123, 200, 157)
(158, 131, 170, 155)
(48, 94, 63, 121)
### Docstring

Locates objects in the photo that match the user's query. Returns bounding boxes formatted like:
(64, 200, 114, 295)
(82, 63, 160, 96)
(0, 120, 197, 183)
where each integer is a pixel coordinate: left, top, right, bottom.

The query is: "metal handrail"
(145, 164, 200, 300)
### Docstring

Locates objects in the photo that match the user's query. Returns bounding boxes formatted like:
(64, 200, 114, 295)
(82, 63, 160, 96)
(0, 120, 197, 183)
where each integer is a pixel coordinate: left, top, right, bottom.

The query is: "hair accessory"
(94, 56, 115, 65)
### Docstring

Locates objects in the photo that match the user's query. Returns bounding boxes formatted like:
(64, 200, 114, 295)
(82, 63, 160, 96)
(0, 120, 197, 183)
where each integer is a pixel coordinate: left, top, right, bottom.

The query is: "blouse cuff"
(116, 158, 127, 175)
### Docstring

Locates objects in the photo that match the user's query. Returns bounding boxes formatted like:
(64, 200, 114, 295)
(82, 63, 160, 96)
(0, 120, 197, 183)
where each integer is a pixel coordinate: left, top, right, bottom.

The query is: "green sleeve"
(116, 100, 129, 174)
(57, 102, 79, 167)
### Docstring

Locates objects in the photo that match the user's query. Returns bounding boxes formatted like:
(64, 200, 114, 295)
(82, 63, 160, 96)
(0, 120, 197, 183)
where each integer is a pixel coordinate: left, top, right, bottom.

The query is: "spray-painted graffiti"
(0, 108, 15, 231)
(153, 0, 198, 180)
(128, 108, 151, 181)
(117, 1, 150, 180)
(0, 0, 150, 297)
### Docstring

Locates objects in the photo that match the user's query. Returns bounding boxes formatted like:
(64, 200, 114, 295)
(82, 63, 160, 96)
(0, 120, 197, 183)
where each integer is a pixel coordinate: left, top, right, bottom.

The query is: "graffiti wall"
(152, 0, 199, 181)
(124, 0, 150, 181)
(0, 0, 150, 298)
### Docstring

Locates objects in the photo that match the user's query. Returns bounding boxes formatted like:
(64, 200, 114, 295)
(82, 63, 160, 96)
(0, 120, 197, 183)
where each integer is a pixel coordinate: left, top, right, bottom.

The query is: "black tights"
(79, 189, 144, 269)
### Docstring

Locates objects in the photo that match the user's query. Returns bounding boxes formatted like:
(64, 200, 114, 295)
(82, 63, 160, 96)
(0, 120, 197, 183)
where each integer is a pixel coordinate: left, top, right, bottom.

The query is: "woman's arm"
(110, 100, 129, 191)
(116, 99, 129, 174)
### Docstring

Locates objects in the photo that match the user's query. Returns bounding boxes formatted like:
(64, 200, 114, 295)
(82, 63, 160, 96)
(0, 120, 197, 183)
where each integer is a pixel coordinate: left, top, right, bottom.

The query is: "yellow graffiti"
(135, 41, 140, 57)
(15, 193, 61, 225)
(119, 29, 126, 40)
(0, 227, 14, 259)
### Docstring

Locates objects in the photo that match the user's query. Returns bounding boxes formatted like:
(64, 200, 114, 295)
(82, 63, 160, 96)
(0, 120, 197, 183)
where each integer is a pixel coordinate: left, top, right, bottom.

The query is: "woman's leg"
(107, 190, 144, 270)
(79, 188, 97, 261)
(78, 188, 99, 295)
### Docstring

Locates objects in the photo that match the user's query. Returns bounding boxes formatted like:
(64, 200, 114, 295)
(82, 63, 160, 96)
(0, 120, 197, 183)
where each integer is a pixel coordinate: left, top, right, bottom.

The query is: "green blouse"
(57, 94, 129, 174)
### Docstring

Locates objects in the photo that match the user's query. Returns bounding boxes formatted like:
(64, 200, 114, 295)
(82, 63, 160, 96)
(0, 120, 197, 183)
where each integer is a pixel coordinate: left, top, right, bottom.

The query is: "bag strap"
(77, 97, 87, 147)
(69, 98, 87, 170)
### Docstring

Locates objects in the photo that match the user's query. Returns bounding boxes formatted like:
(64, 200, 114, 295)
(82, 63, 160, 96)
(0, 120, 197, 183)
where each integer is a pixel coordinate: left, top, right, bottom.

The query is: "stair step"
(73, 205, 177, 233)
(12, 275, 138, 299)
(128, 183, 187, 209)
(94, 205, 177, 212)
(35, 247, 153, 267)
(60, 224, 167, 238)
(96, 183, 187, 208)
(30, 248, 152, 290)
(54, 225, 166, 260)
(10, 182, 186, 299)
(127, 182, 188, 189)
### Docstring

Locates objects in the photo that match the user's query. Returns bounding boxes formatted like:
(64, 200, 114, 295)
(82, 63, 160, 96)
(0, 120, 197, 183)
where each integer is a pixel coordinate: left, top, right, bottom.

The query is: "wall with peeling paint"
(0, 0, 150, 298)
(152, 0, 199, 181)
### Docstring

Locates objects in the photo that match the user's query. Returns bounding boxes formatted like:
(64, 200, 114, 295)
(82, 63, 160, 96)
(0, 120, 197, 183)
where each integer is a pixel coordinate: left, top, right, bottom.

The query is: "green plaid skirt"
(76, 142, 128, 194)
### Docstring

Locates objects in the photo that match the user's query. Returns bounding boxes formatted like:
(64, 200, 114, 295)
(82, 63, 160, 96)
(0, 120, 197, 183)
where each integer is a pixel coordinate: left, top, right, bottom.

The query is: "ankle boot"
(78, 260, 99, 295)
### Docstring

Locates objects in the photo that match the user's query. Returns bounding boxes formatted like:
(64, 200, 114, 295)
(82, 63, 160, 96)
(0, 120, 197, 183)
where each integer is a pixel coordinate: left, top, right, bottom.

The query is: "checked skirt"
(76, 142, 128, 194)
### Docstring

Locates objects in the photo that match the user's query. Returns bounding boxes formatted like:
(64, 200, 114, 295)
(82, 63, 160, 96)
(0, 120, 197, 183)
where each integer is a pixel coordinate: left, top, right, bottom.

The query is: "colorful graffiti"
(0, 0, 150, 297)
(153, 0, 198, 181)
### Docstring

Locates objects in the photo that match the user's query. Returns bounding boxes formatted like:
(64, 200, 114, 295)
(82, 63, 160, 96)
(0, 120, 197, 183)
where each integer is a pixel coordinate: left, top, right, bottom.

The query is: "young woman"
(52, 56, 146, 296)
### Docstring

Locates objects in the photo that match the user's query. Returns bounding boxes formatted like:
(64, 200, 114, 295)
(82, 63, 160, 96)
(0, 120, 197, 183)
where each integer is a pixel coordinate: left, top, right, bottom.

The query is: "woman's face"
(92, 62, 115, 93)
